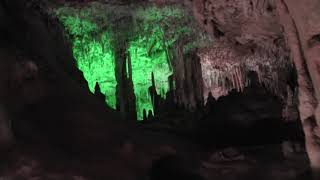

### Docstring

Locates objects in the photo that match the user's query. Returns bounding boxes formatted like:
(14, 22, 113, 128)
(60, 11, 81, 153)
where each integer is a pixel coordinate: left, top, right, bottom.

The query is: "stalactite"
(57, 15, 118, 108)
(199, 39, 291, 102)
(55, 3, 196, 120)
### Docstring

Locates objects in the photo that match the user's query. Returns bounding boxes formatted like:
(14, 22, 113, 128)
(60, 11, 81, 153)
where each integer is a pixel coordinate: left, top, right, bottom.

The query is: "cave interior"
(0, 0, 320, 180)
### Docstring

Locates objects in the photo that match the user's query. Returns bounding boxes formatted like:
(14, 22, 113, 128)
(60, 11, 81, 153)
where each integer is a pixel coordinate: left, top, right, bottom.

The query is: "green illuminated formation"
(55, 6, 117, 108)
(129, 26, 171, 119)
(54, 3, 205, 120)
(129, 7, 192, 119)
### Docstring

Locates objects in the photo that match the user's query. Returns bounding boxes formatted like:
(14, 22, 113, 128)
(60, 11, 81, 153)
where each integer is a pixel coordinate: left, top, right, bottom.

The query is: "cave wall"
(0, 0, 129, 152)
(275, 0, 320, 176)
(184, 0, 320, 177)
(0, 0, 315, 165)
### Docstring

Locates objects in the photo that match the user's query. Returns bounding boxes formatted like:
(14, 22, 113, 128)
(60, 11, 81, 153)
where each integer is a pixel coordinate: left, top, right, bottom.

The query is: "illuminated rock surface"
(128, 6, 192, 119)
(55, 5, 117, 108)
(55, 3, 197, 119)
(198, 39, 291, 101)
(1, 0, 318, 180)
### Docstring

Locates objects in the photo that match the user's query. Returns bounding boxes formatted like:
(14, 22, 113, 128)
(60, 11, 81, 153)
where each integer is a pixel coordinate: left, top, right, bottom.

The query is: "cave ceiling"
(47, 0, 294, 120)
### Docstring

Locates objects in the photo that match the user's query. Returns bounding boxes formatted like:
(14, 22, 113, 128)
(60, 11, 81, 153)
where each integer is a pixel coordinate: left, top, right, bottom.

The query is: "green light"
(129, 6, 192, 120)
(56, 13, 117, 108)
(129, 26, 172, 120)
(54, 3, 205, 120)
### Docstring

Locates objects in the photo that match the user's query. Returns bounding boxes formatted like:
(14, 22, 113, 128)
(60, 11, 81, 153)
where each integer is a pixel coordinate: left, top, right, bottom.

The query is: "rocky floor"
(0, 142, 311, 180)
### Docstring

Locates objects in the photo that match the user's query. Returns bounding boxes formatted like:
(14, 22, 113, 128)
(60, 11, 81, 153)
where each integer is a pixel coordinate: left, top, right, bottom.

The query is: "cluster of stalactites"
(201, 62, 248, 100)
(199, 40, 291, 102)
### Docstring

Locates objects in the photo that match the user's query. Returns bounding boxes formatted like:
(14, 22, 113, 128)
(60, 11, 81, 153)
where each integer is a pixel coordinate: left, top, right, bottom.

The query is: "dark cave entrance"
(196, 71, 303, 148)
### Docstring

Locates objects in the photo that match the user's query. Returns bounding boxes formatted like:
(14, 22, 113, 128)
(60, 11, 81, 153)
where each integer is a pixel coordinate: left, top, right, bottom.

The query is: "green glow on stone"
(130, 6, 192, 120)
(129, 26, 172, 120)
(56, 14, 117, 109)
(54, 3, 206, 120)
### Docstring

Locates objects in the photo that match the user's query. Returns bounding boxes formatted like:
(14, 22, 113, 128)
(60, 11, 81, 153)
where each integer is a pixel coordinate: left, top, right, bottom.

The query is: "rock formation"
(0, 0, 129, 153)
(0, 0, 319, 179)
(276, 0, 320, 178)
(188, 0, 320, 178)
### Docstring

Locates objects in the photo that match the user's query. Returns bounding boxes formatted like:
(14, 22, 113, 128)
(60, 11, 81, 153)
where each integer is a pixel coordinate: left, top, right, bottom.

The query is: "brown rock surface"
(187, 0, 320, 178)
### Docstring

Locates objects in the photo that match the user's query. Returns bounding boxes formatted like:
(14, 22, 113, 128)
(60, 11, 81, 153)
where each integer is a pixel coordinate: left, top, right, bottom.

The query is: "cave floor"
(0, 143, 310, 180)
